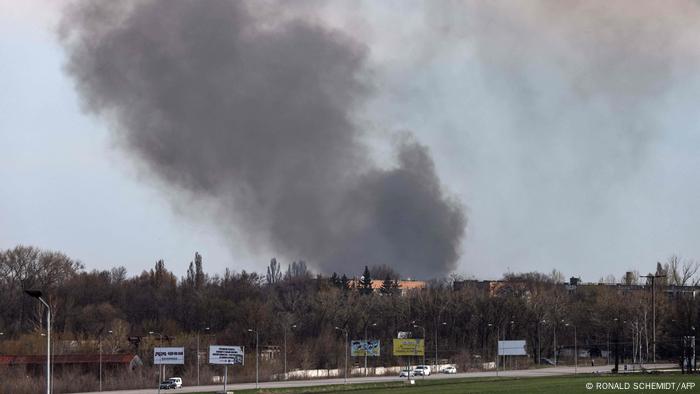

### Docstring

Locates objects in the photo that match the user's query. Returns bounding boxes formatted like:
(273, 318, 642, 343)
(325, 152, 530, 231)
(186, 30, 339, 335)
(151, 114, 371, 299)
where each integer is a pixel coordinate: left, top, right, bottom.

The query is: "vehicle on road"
(414, 365, 431, 376)
(168, 377, 183, 388)
(159, 379, 177, 390)
(441, 366, 457, 374)
(399, 368, 416, 377)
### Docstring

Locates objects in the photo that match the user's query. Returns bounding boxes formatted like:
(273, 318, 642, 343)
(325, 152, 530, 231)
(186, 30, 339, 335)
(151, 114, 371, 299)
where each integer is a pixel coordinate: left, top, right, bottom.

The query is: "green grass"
(192, 373, 700, 394)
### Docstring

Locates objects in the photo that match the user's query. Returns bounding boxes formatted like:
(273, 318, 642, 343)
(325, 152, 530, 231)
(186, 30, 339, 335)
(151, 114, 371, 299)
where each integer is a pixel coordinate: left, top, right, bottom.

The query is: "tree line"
(1, 244, 699, 384)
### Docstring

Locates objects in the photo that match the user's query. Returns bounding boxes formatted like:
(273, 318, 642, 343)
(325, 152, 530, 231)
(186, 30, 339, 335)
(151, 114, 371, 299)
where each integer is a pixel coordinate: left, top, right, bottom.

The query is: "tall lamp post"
(284, 323, 296, 380)
(434, 321, 447, 371)
(364, 322, 376, 376)
(247, 329, 259, 389)
(196, 326, 210, 386)
(537, 320, 546, 365)
(334, 327, 349, 384)
(149, 331, 164, 394)
(642, 272, 666, 364)
(99, 329, 113, 392)
(412, 322, 426, 377)
(564, 323, 577, 373)
(553, 322, 558, 366)
(487, 323, 499, 377)
(25, 290, 51, 394)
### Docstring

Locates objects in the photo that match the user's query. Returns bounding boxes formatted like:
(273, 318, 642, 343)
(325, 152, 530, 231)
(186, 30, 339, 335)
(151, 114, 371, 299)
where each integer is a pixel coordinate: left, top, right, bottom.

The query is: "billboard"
(209, 345, 245, 365)
(351, 340, 380, 357)
(498, 340, 527, 356)
(393, 339, 424, 356)
(154, 347, 185, 364)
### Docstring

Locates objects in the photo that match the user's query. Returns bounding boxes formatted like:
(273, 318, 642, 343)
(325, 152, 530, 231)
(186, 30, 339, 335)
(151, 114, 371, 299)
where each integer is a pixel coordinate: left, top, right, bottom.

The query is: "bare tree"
(266, 258, 282, 285)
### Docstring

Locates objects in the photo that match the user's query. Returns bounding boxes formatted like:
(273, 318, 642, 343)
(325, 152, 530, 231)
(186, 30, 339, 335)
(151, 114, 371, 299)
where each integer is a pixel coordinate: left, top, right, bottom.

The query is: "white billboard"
(351, 340, 380, 357)
(154, 347, 185, 364)
(209, 345, 245, 365)
(498, 340, 527, 356)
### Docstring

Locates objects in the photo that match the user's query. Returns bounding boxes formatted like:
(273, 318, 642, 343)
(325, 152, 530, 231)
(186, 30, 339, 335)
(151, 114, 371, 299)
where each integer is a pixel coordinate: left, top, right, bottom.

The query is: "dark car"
(159, 380, 177, 389)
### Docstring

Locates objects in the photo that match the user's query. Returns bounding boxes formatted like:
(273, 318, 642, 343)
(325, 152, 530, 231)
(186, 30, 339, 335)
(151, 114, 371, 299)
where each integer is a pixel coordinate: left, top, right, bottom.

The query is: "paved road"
(75, 364, 676, 394)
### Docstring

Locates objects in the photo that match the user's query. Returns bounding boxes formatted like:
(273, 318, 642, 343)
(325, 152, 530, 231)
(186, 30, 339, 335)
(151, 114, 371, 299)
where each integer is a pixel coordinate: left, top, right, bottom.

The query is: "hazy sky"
(2, 0, 700, 281)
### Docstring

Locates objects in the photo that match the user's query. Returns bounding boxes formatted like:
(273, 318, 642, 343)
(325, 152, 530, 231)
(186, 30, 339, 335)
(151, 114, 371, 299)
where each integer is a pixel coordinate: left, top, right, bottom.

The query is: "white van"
(168, 377, 183, 388)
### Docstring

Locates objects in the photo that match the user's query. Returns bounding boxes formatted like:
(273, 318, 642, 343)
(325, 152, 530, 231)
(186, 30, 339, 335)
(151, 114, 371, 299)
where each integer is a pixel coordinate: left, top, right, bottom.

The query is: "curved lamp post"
(412, 322, 426, 378)
(247, 329, 259, 389)
(25, 290, 51, 394)
(149, 331, 163, 394)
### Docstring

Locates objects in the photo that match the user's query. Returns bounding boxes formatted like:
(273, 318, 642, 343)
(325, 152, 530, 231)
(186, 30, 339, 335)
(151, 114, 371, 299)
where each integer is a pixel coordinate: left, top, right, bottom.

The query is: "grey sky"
(2, 1, 700, 281)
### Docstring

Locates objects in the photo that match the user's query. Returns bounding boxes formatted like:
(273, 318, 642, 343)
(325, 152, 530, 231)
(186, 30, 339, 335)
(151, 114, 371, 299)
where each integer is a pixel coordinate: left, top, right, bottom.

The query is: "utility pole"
(642, 273, 666, 364)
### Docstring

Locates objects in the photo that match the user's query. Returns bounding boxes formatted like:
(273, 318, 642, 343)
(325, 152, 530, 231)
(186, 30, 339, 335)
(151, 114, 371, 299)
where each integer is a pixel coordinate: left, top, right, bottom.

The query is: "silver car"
(399, 368, 416, 377)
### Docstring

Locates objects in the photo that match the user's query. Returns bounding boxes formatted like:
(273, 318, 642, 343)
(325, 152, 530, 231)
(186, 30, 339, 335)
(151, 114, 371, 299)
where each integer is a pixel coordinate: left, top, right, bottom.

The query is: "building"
(0, 354, 142, 374)
(349, 279, 427, 295)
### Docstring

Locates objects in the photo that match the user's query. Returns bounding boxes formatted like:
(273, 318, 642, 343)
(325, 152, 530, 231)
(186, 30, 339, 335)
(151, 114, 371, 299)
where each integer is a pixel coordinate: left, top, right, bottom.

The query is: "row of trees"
(1, 245, 699, 386)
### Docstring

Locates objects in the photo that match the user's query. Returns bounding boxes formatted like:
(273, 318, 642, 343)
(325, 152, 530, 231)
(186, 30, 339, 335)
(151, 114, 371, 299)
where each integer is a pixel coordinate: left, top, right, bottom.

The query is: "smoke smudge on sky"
(59, 0, 466, 278)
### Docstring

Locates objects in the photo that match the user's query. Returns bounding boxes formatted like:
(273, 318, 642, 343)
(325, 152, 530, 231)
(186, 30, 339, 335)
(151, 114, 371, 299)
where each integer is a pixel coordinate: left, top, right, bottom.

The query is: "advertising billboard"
(154, 347, 185, 364)
(351, 340, 380, 357)
(392, 338, 424, 356)
(498, 340, 527, 356)
(209, 345, 245, 365)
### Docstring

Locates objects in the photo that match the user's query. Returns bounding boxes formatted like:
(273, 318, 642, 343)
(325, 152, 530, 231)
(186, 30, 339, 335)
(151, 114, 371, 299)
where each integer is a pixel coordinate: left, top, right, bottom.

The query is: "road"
(75, 364, 676, 394)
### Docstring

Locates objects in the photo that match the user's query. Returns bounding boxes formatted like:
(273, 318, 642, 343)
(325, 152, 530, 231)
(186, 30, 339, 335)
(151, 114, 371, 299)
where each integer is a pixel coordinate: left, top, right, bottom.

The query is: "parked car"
(159, 380, 177, 390)
(441, 366, 457, 374)
(168, 377, 183, 388)
(399, 368, 416, 377)
(414, 365, 431, 376)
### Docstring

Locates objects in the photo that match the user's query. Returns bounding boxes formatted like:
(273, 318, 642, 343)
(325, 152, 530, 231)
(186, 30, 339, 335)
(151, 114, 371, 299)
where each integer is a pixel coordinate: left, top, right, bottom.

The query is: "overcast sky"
(2, 0, 700, 281)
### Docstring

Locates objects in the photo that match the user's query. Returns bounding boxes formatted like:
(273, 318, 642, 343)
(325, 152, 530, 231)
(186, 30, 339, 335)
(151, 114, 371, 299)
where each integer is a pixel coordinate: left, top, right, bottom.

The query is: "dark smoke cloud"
(59, 0, 465, 278)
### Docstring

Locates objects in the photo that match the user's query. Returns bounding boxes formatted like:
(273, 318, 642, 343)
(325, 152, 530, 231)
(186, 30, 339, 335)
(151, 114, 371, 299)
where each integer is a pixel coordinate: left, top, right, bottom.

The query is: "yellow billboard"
(392, 339, 424, 356)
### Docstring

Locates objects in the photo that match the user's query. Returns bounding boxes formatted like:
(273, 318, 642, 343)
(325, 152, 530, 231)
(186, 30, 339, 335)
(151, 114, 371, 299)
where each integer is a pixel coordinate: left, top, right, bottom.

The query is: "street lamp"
(564, 323, 577, 374)
(363, 322, 376, 376)
(506, 320, 516, 371)
(25, 290, 51, 394)
(537, 320, 546, 365)
(149, 331, 164, 394)
(247, 329, 259, 389)
(284, 323, 296, 380)
(487, 323, 499, 377)
(412, 322, 426, 377)
(99, 329, 113, 392)
(435, 321, 447, 371)
(196, 326, 210, 386)
(334, 327, 349, 384)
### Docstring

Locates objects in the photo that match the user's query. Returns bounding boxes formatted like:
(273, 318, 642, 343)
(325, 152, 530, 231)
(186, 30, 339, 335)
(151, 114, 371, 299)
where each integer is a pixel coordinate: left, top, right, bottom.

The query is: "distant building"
(349, 279, 426, 295)
(0, 354, 142, 374)
(261, 345, 280, 361)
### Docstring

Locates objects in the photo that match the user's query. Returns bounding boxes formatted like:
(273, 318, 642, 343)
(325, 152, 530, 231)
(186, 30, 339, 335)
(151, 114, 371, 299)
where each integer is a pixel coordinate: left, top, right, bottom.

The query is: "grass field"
(194, 374, 700, 394)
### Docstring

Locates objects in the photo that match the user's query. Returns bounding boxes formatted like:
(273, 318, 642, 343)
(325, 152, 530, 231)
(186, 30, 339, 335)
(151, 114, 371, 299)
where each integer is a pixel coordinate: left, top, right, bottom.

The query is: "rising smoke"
(59, 0, 466, 278)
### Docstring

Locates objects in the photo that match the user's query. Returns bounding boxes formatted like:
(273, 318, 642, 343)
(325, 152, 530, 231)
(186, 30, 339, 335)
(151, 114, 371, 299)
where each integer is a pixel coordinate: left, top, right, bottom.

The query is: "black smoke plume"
(59, 0, 466, 278)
